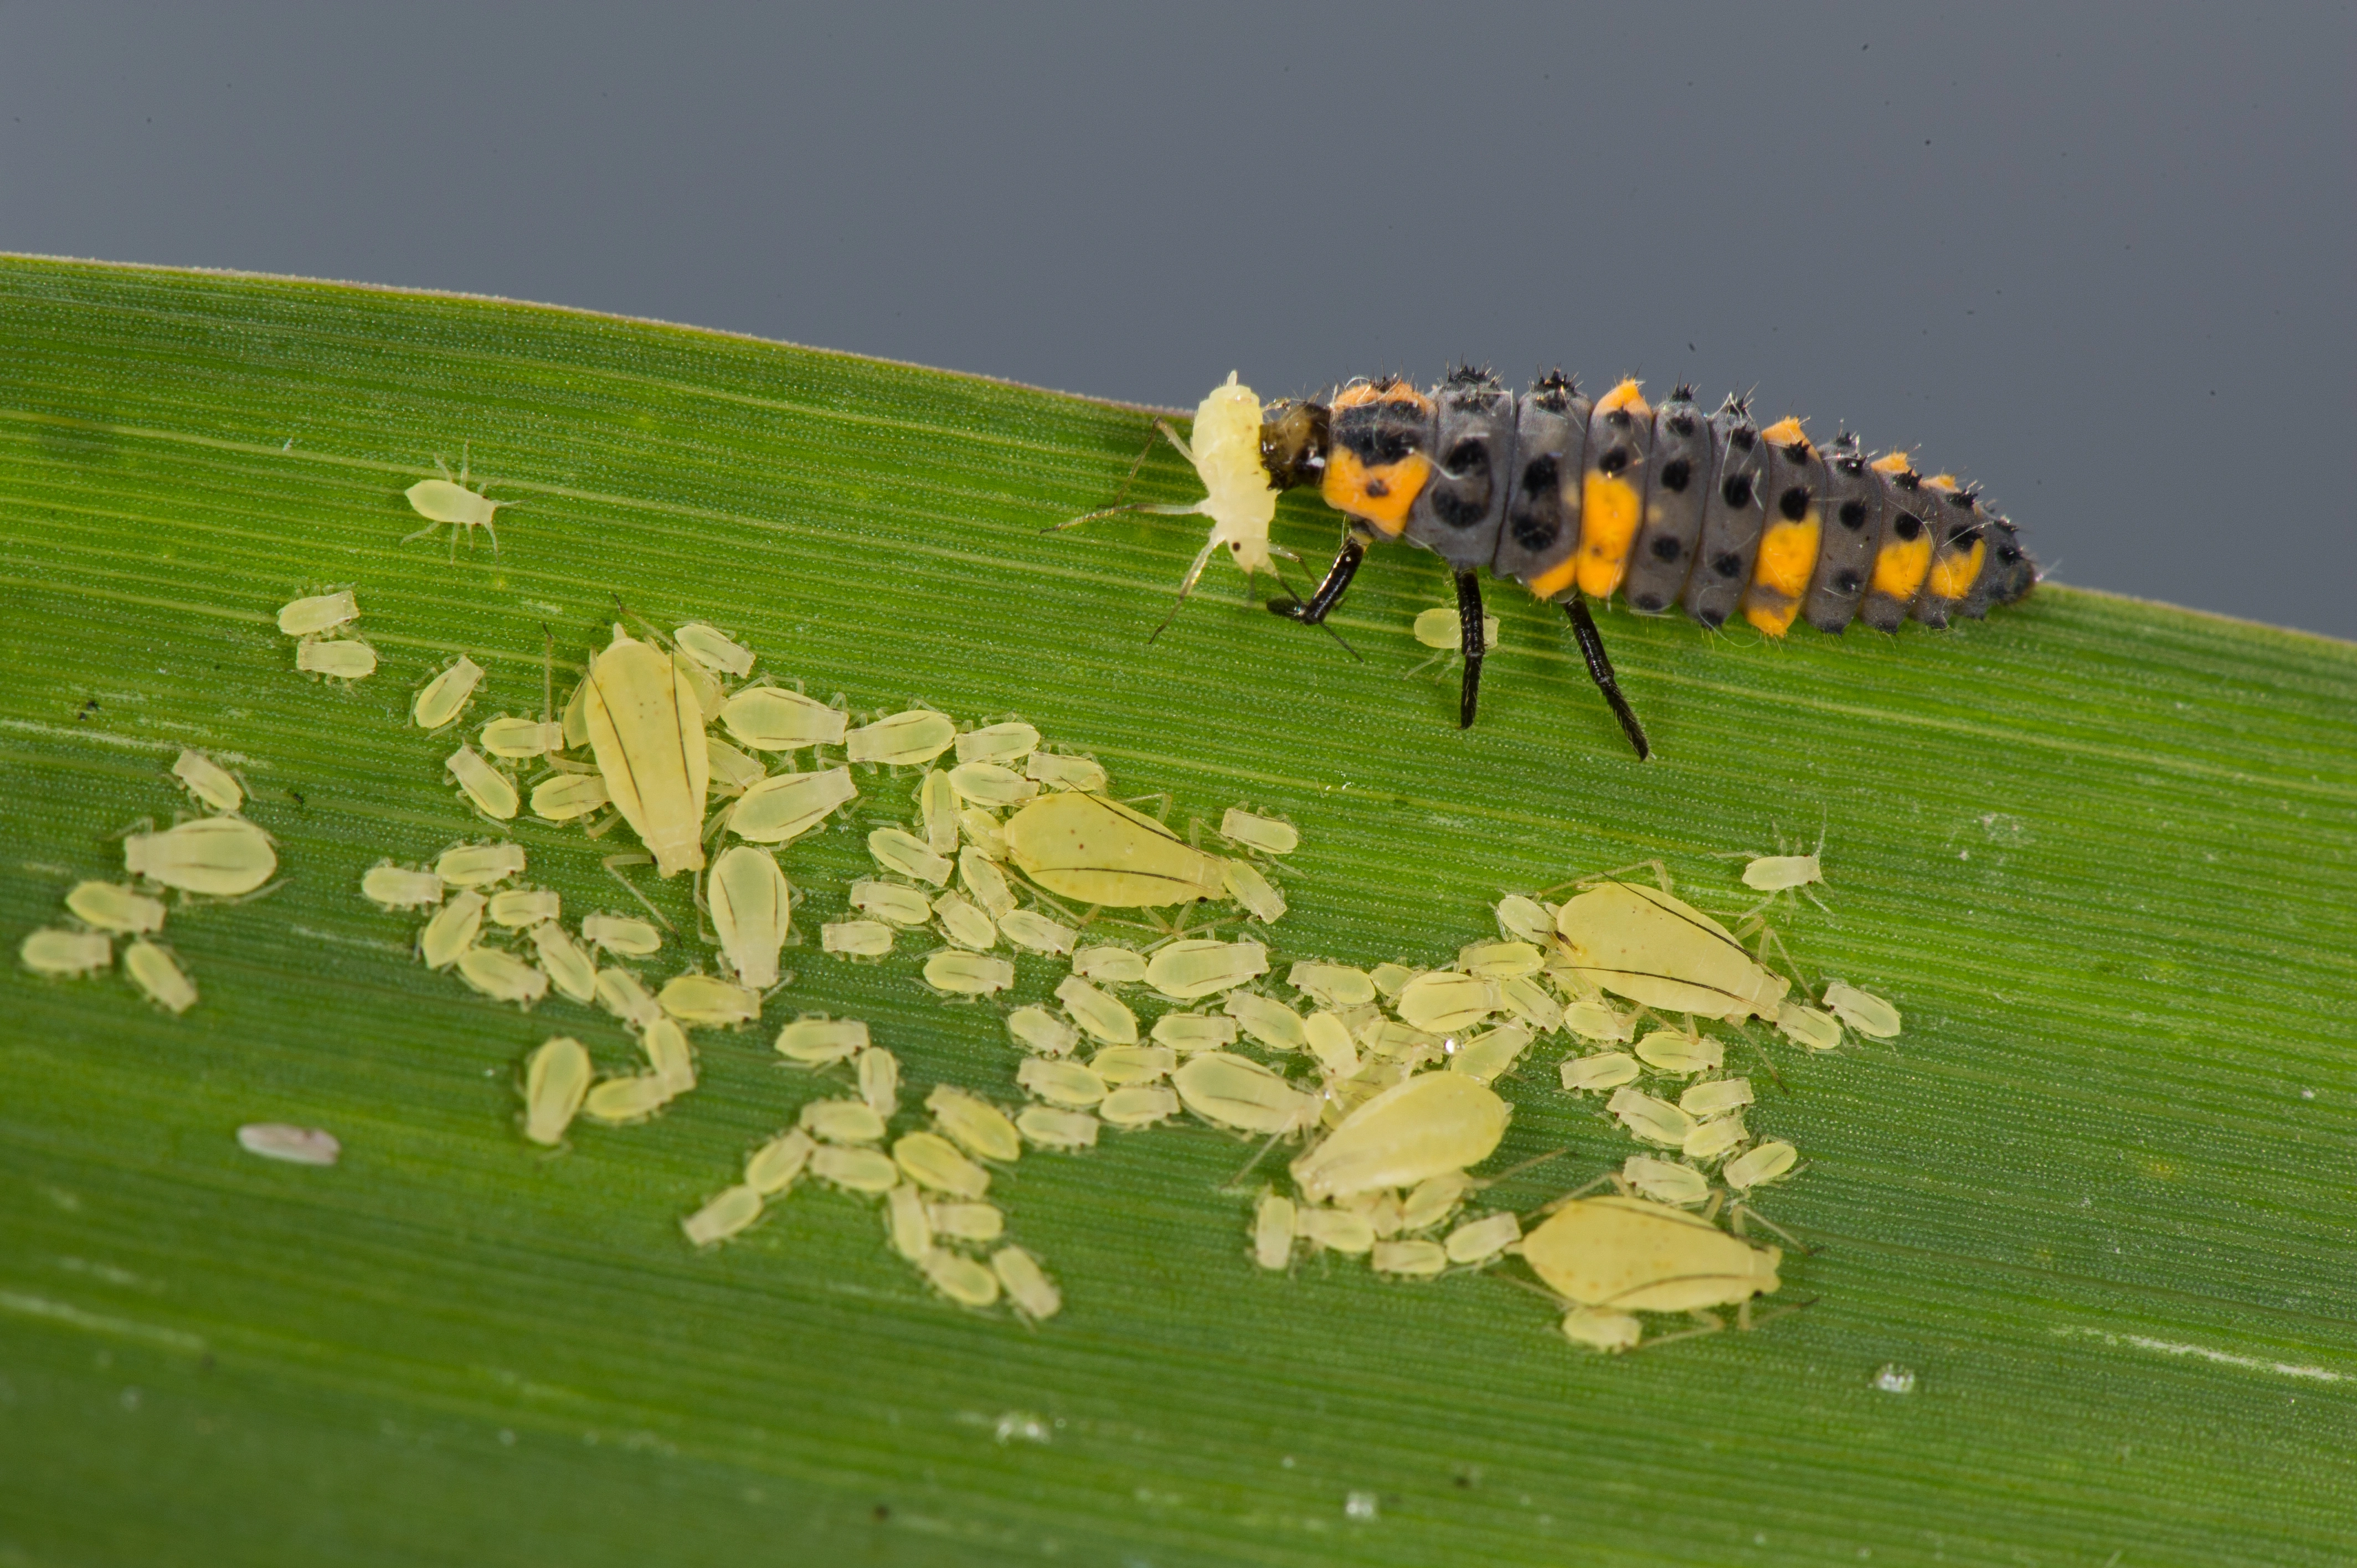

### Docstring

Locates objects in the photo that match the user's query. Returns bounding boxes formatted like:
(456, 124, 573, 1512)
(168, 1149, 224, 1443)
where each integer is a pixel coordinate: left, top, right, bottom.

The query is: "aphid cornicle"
(1071, 371, 2037, 754)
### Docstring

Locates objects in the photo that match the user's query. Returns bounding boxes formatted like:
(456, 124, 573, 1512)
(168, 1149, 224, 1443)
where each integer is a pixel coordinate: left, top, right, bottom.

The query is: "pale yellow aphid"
(642, 1015, 697, 1095)
(884, 1183, 934, 1260)
(1369, 961, 1417, 998)
(296, 638, 379, 680)
(1609, 1086, 1697, 1148)
(580, 627, 709, 877)
(1396, 971, 1500, 1034)
(120, 938, 196, 1013)
(1093, 1044, 1177, 1086)
(582, 1074, 673, 1124)
(1412, 605, 1500, 651)
(1302, 1011, 1359, 1076)
(1221, 859, 1287, 923)
(412, 656, 485, 731)
(1172, 1051, 1318, 1135)
(933, 891, 997, 951)
(529, 921, 598, 1003)
(823, 920, 894, 957)
(1016, 1105, 1099, 1150)
(1401, 1170, 1473, 1231)
(236, 1123, 341, 1167)
(927, 1086, 1022, 1162)
(277, 589, 359, 637)
(745, 1128, 816, 1194)
(1056, 975, 1138, 1044)
(674, 622, 755, 677)
(419, 890, 487, 969)
(958, 848, 1017, 918)
(846, 710, 957, 766)
(1553, 881, 1789, 1022)
(1373, 1238, 1450, 1277)
(1151, 1011, 1237, 1053)
(404, 451, 513, 552)
(1288, 962, 1375, 1009)
(580, 912, 661, 956)
(477, 715, 564, 760)
(1291, 1072, 1509, 1202)
(171, 749, 243, 813)
(1449, 1023, 1533, 1085)
(1777, 1002, 1845, 1053)
(125, 816, 277, 897)
(1072, 945, 1149, 984)
(1007, 1005, 1079, 1056)
(1445, 1210, 1522, 1265)
(1494, 894, 1553, 945)
(1099, 1084, 1181, 1129)
(1623, 1155, 1712, 1208)
(1001, 792, 1227, 907)
(1360, 1019, 1440, 1064)
(850, 879, 933, 927)
(1459, 941, 1542, 980)
(660, 974, 760, 1027)
(436, 840, 524, 889)
(1025, 752, 1108, 793)
(1223, 991, 1308, 1053)
(857, 1045, 900, 1117)
(1018, 1057, 1107, 1109)
(356, 864, 443, 912)
(870, 828, 953, 886)
(709, 845, 792, 988)
(682, 1184, 766, 1247)
(1684, 1114, 1748, 1162)
(706, 737, 765, 799)
(523, 1036, 593, 1144)
(953, 723, 1039, 766)
(1723, 1139, 1799, 1191)
(66, 881, 167, 935)
(1742, 850, 1823, 893)
(1499, 976, 1562, 1034)
(959, 807, 1008, 860)
(487, 887, 560, 927)
(918, 1247, 1001, 1309)
(1217, 807, 1299, 857)
(999, 910, 1078, 956)
(1296, 1205, 1376, 1255)
(445, 745, 519, 821)
(730, 768, 858, 845)
(718, 685, 846, 752)
(1561, 998, 1636, 1043)
(895, 1131, 990, 1198)
(1561, 1308, 1644, 1353)
(924, 950, 1013, 994)
(594, 967, 664, 1029)
(530, 771, 610, 822)
(21, 928, 110, 977)
(1521, 1194, 1781, 1321)
(1634, 1029, 1723, 1076)
(1822, 980, 1902, 1039)
(1145, 938, 1268, 1001)
(1254, 1192, 1298, 1269)
(1680, 1077, 1754, 1118)
(774, 1015, 868, 1066)
(948, 761, 1036, 810)
(991, 1246, 1062, 1322)
(1560, 1051, 1641, 1092)
(811, 1143, 899, 1193)
(802, 1098, 888, 1144)
(457, 945, 548, 1007)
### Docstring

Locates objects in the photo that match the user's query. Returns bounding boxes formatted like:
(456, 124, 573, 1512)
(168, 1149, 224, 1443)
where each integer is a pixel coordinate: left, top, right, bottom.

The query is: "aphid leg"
(582, 806, 622, 839)
(1572, 860, 1677, 895)
(1730, 1022, 1789, 1092)
(1224, 1127, 1290, 1190)
(1455, 571, 1487, 729)
(1727, 1201, 1814, 1254)
(400, 517, 445, 547)
(1635, 1310, 1728, 1352)
(1563, 599, 1651, 760)
(1270, 523, 1371, 626)
(1474, 1145, 1574, 1193)
(1146, 535, 1226, 645)
(601, 853, 676, 931)
(1529, 1169, 1621, 1219)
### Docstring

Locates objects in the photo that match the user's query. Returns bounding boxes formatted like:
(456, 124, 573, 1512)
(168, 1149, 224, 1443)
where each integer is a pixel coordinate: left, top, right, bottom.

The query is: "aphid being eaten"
(403, 448, 516, 556)
(1066, 370, 2036, 753)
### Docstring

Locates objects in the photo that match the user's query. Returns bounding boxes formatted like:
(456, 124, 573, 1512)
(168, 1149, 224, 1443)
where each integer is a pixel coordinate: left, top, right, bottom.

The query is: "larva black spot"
(1696, 606, 1728, 629)
(1730, 427, 1757, 452)
(1669, 414, 1696, 437)
(1834, 568, 1862, 593)
(1721, 474, 1754, 508)
(1839, 500, 1869, 530)
(1659, 457, 1692, 493)
(1510, 513, 1558, 551)
(1445, 438, 1488, 476)
(1598, 447, 1630, 477)
(1711, 551, 1743, 578)
(1892, 513, 1924, 541)
(1521, 454, 1558, 495)
(1632, 591, 1665, 611)
(1779, 487, 1810, 520)
(1651, 535, 1684, 562)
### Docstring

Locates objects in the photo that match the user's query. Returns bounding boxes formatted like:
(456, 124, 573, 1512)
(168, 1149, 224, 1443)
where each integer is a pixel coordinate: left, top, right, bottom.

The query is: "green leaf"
(2, 255, 2351, 1567)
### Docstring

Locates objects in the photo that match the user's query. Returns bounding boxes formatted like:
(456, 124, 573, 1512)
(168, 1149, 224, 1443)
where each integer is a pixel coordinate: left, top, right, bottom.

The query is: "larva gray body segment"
(1404, 369, 1515, 572)
(1491, 374, 1587, 588)
(1682, 399, 1771, 630)
(1916, 483, 1999, 627)
(1962, 515, 2037, 618)
(1800, 433, 1885, 632)
(1620, 388, 1714, 615)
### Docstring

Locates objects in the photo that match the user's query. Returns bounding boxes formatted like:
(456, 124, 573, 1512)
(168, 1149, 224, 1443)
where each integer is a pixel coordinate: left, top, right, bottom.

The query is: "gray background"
(5, 2, 2351, 637)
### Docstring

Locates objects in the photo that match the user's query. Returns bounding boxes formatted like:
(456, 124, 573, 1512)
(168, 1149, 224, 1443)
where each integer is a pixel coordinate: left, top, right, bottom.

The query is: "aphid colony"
(18, 747, 276, 1016)
(1067, 373, 2039, 755)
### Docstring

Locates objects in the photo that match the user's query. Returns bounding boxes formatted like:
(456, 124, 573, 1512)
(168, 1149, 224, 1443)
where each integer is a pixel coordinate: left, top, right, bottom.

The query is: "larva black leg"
(1456, 570, 1486, 729)
(1565, 598, 1651, 760)
(1270, 524, 1369, 625)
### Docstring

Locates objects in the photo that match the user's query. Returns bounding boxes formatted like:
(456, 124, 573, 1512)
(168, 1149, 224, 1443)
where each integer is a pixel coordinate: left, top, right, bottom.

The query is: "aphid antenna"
(1728, 1021, 1789, 1093)
(1220, 1127, 1290, 1190)
(1569, 860, 1677, 896)
(1528, 1168, 1622, 1220)
(1727, 1200, 1815, 1255)
(601, 852, 677, 932)
(699, 800, 735, 848)
(1475, 1144, 1575, 1193)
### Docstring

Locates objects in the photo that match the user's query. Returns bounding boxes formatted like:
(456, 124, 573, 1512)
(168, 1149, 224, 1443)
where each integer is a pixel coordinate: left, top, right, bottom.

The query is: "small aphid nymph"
(413, 656, 485, 731)
(123, 938, 198, 1013)
(523, 1036, 593, 1146)
(296, 639, 379, 680)
(236, 1123, 341, 1167)
(403, 451, 514, 554)
(276, 590, 359, 637)
(22, 928, 111, 977)
(65, 881, 168, 935)
(172, 750, 244, 813)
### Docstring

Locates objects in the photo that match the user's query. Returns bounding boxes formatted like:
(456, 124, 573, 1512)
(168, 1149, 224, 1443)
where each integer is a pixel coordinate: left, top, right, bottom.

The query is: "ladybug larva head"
(1257, 398, 1330, 492)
